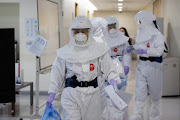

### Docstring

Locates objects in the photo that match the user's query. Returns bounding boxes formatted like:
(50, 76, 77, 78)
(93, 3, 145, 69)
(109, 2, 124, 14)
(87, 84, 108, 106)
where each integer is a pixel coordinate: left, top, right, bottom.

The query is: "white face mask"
(109, 28, 117, 35)
(74, 33, 88, 45)
(122, 32, 125, 35)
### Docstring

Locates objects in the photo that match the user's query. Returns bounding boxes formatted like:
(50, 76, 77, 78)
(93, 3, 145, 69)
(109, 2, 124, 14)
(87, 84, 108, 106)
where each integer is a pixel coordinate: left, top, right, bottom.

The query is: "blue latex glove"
(124, 66, 129, 75)
(126, 48, 133, 53)
(46, 93, 56, 107)
(136, 49, 147, 54)
(117, 77, 127, 90)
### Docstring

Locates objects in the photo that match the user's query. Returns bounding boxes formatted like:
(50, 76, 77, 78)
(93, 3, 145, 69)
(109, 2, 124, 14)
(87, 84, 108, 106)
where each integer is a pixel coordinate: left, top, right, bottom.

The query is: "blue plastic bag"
(117, 77, 127, 90)
(41, 105, 61, 120)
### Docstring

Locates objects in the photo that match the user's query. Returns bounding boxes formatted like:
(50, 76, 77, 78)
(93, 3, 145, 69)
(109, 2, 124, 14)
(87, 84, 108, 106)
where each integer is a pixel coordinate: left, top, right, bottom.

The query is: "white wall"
(0, 3, 19, 60)
(0, 3, 19, 40)
(0, 0, 57, 92)
(161, 0, 180, 57)
(19, 0, 50, 92)
(94, 11, 138, 43)
(143, 1, 154, 12)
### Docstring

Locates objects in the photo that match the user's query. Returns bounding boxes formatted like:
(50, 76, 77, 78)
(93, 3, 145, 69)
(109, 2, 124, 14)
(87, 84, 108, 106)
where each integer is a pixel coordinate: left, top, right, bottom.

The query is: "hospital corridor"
(0, 0, 180, 120)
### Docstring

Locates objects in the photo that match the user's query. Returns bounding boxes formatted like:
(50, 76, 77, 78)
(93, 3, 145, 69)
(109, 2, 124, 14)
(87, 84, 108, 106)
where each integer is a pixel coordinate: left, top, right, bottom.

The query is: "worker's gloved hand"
(124, 66, 129, 75)
(46, 93, 56, 107)
(126, 48, 133, 53)
(110, 79, 118, 91)
(136, 49, 147, 54)
(110, 79, 115, 85)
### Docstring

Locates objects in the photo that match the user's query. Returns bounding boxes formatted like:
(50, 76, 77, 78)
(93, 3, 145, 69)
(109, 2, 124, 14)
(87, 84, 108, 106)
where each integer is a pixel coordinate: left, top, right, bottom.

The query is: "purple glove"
(110, 79, 116, 85)
(126, 48, 132, 53)
(110, 79, 118, 91)
(124, 66, 129, 75)
(46, 93, 56, 107)
(136, 49, 147, 54)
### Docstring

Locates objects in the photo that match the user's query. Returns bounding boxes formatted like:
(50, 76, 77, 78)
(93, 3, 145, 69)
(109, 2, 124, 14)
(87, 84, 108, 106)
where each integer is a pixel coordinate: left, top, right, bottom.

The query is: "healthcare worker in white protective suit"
(90, 17, 108, 89)
(129, 11, 168, 120)
(104, 16, 132, 120)
(105, 16, 132, 79)
(46, 16, 122, 120)
(90, 17, 126, 120)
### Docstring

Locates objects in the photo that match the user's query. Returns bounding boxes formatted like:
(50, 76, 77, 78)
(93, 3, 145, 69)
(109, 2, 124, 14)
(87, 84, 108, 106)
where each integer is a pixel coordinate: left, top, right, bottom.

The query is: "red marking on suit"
(147, 43, 150, 48)
(90, 64, 94, 71)
(114, 48, 118, 52)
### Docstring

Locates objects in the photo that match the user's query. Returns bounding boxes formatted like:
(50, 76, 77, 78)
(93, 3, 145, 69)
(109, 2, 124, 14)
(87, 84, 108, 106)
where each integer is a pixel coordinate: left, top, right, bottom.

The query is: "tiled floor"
(0, 60, 179, 120)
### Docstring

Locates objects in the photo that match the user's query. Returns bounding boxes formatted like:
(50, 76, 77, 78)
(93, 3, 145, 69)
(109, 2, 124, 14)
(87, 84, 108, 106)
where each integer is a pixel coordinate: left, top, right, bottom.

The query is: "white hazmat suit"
(130, 11, 166, 120)
(48, 16, 121, 120)
(90, 17, 126, 120)
(104, 16, 132, 120)
(90, 17, 109, 89)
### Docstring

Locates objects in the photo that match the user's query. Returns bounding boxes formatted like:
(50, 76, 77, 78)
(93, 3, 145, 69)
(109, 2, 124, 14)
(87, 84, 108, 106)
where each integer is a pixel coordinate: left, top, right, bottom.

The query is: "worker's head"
(135, 10, 157, 30)
(90, 17, 107, 35)
(106, 16, 119, 36)
(120, 27, 129, 37)
(69, 16, 93, 47)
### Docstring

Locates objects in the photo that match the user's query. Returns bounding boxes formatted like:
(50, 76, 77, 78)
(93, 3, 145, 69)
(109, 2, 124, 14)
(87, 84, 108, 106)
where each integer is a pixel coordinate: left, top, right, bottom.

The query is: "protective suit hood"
(90, 17, 108, 45)
(57, 16, 109, 63)
(135, 10, 156, 23)
(104, 16, 129, 48)
(135, 10, 161, 43)
(136, 25, 162, 43)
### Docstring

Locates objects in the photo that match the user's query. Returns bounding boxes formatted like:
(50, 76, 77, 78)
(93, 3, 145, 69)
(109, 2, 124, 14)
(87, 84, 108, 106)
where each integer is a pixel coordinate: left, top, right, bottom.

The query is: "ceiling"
(89, 0, 154, 11)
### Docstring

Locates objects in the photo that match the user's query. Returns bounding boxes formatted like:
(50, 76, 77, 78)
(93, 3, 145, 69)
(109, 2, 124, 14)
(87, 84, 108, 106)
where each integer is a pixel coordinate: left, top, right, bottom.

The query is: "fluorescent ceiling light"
(118, 3, 123, 5)
(118, 0, 123, 1)
(118, 7, 122, 11)
(118, 9, 122, 11)
(118, 6, 123, 9)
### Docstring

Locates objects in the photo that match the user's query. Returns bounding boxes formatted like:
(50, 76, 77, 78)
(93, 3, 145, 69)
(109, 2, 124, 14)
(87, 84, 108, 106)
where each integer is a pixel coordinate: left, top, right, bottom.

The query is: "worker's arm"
(122, 42, 132, 67)
(100, 53, 121, 84)
(147, 35, 165, 57)
(48, 57, 66, 94)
